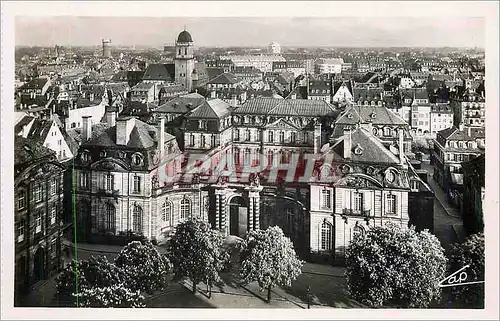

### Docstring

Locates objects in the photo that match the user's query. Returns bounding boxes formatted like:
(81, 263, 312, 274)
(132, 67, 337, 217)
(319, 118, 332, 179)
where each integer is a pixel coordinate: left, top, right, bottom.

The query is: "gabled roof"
(328, 127, 400, 164)
(264, 118, 300, 130)
(156, 94, 206, 114)
(19, 77, 49, 90)
(14, 115, 35, 135)
(335, 105, 407, 126)
(15, 136, 54, 166)
(438, 126, 485, 141)
(188, 99, 232, 119)
(208, 72, 238, 85)
(142, 63, 175, 82)
(84, 119, 174, 149)
(235, 98, 336, 117)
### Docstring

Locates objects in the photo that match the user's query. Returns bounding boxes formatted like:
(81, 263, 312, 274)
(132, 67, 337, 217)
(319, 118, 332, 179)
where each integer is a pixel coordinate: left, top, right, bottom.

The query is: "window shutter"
(363, 191, 371, 213)
(335, 189, 343, 214)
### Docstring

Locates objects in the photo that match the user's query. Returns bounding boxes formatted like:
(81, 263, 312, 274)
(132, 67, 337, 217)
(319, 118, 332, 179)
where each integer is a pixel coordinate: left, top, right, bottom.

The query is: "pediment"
(265, 118, 300, 130)
(91, 158, 129, 171)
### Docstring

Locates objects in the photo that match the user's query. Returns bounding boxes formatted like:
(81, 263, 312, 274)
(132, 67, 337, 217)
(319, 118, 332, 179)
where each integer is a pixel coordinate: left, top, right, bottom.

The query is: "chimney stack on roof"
(106, 107, 117, 127)
(343, 127, 352, 159)
(116, 116, 136, 146)
(398, 128, 405, 166)
(159, 117, 165, 160)
(314, 119, 322, 154)
(82, 116, 92, 141)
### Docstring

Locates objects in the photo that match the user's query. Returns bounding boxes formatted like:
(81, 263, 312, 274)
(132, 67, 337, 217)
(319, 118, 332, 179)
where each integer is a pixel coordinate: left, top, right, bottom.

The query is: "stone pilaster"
(215, 192, 221, 230)
(220, 192, 227, 235)
(246, 186, 263, 231)
(248, 195, 254, 231)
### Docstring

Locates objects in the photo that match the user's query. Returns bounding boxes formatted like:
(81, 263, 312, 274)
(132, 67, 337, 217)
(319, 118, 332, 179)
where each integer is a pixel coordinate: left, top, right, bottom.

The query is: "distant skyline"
(15, 17, 485, 48)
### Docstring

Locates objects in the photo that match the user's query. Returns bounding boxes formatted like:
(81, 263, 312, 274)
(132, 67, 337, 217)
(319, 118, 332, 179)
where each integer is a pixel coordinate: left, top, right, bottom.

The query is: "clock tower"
(174, 29, 195, 92)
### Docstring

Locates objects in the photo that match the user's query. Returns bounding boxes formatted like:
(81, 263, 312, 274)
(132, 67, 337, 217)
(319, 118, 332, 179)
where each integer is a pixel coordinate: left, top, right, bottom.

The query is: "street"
(420, 161, 466, 250)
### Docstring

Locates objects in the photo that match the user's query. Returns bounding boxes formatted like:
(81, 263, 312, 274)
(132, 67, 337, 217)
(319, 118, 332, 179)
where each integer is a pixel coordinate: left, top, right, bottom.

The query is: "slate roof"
(206, 67, 225, 81)
(188, 99, 232, 119)
(83, 119, 174, 149)
(142, 64, 175, 82)
(131, 82, 155, 91)
(335, 105, 407, 127)
(155, 94, 206, 114)
(15, 136, 54, 165)
(438, 126, 485, 141)
(328, 127, 400, 164)
(353, 86, 384, 101)
(19, 77, 49, 90)
(208, 72, 239, 85)
(14, 115, 35, 135)
(431, 103, 453, 113)
(18, 94, 49, 107)
(234, 98, 336, 117)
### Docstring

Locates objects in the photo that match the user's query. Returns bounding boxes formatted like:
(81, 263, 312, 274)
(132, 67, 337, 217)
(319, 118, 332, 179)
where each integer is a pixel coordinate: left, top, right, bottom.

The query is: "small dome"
(177, 30, 193, 43)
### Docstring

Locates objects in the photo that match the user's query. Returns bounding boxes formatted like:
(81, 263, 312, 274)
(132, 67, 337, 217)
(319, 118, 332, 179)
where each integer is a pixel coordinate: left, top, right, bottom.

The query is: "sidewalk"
(427, 177, 462, 219)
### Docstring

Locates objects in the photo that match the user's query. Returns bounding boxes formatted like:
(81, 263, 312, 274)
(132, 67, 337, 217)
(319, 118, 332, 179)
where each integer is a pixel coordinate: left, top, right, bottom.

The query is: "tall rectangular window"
(354, 192, 363, 212)
(320, 222, 332, 251)
(17, 221, 25, 243)
(50, 239, 57, 258)
(18, 190, 26, 210)
(245, 129, 251, 141)
(189, 134, 195, 147)
(50, 206, 56, 225)
(35, 211, 42, 234)
(279, 131, 285, 143)
(133, 176, 141, 193)
(268, 131, 274, 143)
(33, 184, 42, 203)
(387, 194, 397, 214)
(51, 178, 57, 195)
(321, 189, 332, 209)
(105, 174, 114, 191)
(80, 172, 89, 189)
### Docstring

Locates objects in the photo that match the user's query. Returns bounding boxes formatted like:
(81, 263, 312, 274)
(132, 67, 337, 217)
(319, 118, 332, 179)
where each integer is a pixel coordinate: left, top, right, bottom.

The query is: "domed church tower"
(174, 29, 195, 92)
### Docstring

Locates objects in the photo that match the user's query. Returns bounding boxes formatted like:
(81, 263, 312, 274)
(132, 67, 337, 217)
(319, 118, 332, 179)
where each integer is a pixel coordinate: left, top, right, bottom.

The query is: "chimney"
(116, 117, 136, 145)
(459, 123, 465, 131)
(314, 119, 322, 154)
(106, 107, 116, 127)
(210, 90, 216, 98)
(398, 128, 405, 166)
(467, 126, 472, 137)
(343, 127, 351, 159)
(159, 117, 165, 159)
(82, 116, 92, 141)
(231, 95, 238, 107)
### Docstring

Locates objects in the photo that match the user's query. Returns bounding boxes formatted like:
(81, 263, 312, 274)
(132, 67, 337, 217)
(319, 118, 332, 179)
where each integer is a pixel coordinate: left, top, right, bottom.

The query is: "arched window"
(162, 201, 172, 225)
(268, 131, 274, 143)
(133, 205, 143, 234)
(320, 221, 332, 251)
(267, 150, 274, 166)
(105, 203, 115, 234)
(353, 225, 365, 240)
(244, 148, 251, 166)
(180, 198, 191, 220)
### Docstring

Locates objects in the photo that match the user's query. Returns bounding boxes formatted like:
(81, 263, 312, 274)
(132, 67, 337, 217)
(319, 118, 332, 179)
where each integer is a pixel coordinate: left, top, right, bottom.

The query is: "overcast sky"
(15, 17, 485, 48)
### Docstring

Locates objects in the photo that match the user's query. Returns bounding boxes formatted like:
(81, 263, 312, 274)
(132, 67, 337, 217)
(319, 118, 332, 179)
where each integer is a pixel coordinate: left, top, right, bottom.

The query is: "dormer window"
(132, 153, 143, 166)
(385, 171, 396, 183)
(353, 144, 363, 155)
(370, 112, 377, 119)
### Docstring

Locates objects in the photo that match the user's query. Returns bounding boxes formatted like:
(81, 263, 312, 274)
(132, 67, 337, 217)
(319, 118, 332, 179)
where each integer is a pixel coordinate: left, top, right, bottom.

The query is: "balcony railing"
(342, 208, 371, 217)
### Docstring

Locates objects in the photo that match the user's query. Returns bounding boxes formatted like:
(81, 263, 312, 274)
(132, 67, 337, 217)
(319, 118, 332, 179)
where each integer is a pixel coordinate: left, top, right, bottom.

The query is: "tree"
(446, 232, 485, 308)
(345, 223, 447, 308)
(238, 226, 303, 303)
(55, 255, 127, 305)
(168, 218, 229, 294)
(73, 283, 145, 308)
(114, 240, 171, 294)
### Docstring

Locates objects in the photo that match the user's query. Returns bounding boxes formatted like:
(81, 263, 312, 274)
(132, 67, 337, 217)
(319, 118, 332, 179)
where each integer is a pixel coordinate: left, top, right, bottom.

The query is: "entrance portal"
(33, 247, 45, 281)
(229, 196, 248, 237)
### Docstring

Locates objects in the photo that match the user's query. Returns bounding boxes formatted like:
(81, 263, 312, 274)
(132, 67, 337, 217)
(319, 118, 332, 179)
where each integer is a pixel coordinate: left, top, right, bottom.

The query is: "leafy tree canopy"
(346, 223, 447, 308)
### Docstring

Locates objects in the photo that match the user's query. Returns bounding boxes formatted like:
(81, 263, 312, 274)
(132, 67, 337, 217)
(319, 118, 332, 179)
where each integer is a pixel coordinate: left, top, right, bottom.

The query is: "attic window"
(353, 144, 363, 155)
(347, 113, 353, 119)
(370, 112, 377, 119)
